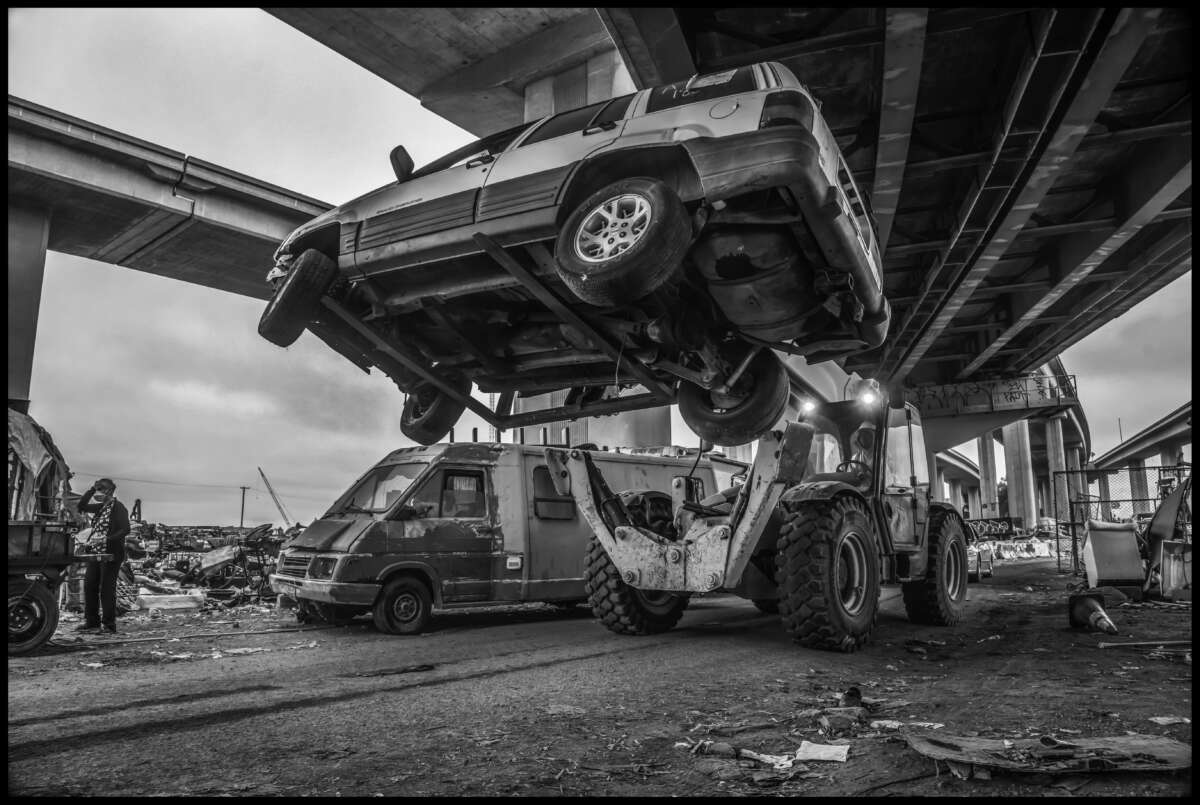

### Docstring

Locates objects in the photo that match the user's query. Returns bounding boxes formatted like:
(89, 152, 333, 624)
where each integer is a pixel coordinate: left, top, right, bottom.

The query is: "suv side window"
(519, 100, 608, 147)
(591, 93, 636, 127)
(531, 465, 576, 520)
(645, 66, 758, 113)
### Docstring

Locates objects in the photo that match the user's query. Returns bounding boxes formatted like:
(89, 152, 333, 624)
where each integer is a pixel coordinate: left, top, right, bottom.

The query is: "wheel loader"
(544, 382, 969, 652)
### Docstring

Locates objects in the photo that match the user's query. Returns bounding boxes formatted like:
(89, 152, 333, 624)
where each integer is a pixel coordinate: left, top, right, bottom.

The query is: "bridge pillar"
(977, 431, 1000, 517)
(1066, 447, 1085, 524)
(1159, 444, 1184, 468)
(1128, 457, 1152, 514)
(1002, 419, 1038, 531)
(927, 444, 945, 501)
(966, 486, 981, 521)
(8, 203, 51, 414)
(947, 478, 964, 511)
(1045, 412, 1071, 527)
(1096, 473, 1114, 522)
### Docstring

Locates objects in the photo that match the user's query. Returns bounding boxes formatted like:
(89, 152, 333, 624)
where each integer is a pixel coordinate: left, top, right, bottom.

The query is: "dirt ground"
(8, 557, 1192, 797)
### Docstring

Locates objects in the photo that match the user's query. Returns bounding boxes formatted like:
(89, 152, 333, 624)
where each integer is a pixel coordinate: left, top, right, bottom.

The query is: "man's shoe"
(73, 623, 101, 632)
(99, 625, 119, 634)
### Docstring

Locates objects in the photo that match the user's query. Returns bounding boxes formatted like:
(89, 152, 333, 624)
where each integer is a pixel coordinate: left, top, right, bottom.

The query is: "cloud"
(146, 379, 279, 419)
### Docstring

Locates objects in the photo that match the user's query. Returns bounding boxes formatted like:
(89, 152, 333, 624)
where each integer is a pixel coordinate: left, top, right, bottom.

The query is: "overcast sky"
(9, 8, 1192, 525)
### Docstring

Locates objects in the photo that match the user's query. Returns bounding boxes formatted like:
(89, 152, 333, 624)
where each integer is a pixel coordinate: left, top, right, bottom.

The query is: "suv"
(259, 61, 888, 447)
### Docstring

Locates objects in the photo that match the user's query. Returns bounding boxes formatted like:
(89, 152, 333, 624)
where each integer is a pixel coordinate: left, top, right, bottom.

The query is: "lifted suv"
(259, 61, 889, 446)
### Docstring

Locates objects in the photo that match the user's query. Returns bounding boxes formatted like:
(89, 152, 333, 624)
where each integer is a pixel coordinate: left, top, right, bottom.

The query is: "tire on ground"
(583, 535, 688, 635)
(401, 372, 472, 445)
(775, 496, 881, 652)
(678, 350, 789, 446)
(901, 507, 969, 626)
(258, 248, 338, 348)
(554, 177, 690, 306)
(9, 578, 59, 656)
(373, 575, 433, 635)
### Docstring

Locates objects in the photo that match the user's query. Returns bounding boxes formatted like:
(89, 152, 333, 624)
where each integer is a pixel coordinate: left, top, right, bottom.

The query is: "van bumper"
(269, 574, 380, 606)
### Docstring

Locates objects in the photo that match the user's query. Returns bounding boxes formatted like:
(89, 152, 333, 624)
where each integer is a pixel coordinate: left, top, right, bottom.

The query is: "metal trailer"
(8, 521, 81, 655)
(545, 384, 972, 652)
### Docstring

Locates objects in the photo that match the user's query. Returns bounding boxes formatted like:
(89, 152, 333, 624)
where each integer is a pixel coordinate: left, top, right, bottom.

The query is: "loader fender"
(780, 481, 863, 507)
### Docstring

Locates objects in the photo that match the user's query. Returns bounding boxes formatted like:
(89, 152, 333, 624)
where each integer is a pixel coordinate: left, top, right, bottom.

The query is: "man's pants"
(83, 557, 123, 628)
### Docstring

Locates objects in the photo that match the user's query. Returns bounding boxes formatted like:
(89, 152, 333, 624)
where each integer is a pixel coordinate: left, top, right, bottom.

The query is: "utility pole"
(239, 486, 249, 528)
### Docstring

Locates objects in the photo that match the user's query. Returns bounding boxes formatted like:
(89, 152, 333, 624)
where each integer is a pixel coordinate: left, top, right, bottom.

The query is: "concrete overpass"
(1088, 402, 1191, 512)
(7, 95, 330, 411)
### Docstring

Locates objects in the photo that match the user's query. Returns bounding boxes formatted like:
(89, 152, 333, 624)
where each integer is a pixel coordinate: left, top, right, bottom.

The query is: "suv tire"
(583, 535, 688, 635)
(258, 249, 338, 348)
(902, 508, 968, 625)
(776, 497, 880, 652)
(554, 177, 690, 306)
(400, 372, 471, 445)
(373, 576, 433, 635)
(678, 349, 789, 446)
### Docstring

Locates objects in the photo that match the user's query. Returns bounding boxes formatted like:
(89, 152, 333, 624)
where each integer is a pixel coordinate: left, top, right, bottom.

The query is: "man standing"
(75, 478, 130, 634)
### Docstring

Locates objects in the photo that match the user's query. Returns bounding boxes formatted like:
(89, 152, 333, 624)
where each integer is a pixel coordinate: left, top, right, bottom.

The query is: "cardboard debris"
(904, 732, 1191, 774)
(794, 741, 849, 762)
(870, 720, 945, 731)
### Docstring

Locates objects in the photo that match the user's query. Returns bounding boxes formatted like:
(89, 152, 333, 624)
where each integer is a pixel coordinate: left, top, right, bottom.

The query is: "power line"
(70, 471, 334, 503)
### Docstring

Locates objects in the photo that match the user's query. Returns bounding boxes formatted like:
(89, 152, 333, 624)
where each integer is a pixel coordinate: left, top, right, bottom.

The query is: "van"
(269, 442, 744, 634)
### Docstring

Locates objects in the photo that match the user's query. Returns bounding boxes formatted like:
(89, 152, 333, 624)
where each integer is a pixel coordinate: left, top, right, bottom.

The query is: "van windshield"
(327, 462, 427, 516)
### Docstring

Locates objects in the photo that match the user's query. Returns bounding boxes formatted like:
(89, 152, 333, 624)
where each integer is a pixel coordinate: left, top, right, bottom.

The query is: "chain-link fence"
(1053, 463, 1192, 574)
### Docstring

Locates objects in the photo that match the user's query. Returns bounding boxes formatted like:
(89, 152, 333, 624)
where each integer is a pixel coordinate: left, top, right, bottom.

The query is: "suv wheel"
(258, 249, 338, 348)
(400, 372, 471, 445)
(554, 177, 690, 306)
(677, 349, 788, 446)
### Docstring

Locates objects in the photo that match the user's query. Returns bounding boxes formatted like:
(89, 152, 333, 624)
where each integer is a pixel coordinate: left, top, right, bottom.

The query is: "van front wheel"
(373, 576, 433, 635)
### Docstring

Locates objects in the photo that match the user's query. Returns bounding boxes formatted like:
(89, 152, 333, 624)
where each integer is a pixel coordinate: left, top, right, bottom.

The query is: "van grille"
(278, 553, 313, 579)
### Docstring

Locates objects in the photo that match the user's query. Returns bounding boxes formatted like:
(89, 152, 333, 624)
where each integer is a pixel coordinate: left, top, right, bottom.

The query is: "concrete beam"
(960, 132, 1191, 377)
(596, 8, 695, 89)
(1011, 221, 1191, 372)
(870, 8, 928, 251)
(1003, 418, 1039, 530)
(882, 8, 1159, 383)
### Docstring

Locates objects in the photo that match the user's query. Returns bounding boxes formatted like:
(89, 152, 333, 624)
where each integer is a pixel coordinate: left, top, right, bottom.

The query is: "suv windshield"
(327, 462, 426, 516)
(409, 122, 534, 180)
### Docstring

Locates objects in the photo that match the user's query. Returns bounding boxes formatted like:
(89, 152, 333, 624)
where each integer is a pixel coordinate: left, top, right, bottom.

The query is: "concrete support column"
(1066, 447, 1085, 524)
(1045, 413, 1070, 526)
(1159, 444, 1184, 468)
(8, 204, 51, 413)
(947, 479, 964, 511)
(1002, 419, 1038, 531)
(1128, 457, 1152, 514)
(927, 446, 944, 501)
(966, 486, 981, 521)
(977, 431, 999, 518)
(1097, 473, 1113, 522)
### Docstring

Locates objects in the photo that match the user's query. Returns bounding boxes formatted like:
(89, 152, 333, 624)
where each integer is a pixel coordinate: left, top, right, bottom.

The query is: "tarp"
(7, 407, 75, 521)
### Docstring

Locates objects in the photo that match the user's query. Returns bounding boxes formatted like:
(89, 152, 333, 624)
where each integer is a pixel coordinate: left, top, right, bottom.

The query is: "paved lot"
(9, 558, 1191, 797)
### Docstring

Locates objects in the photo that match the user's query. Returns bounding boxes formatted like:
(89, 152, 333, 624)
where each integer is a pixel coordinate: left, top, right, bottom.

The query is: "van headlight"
(309, 556, 339, 580)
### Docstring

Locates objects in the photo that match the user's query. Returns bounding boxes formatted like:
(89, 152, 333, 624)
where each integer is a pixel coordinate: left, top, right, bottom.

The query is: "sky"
(9, 8, 1192, 525)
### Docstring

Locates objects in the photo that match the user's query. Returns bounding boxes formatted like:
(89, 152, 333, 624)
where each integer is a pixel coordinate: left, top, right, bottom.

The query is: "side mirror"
(395, 504, 419, 520)
(390, 145, 414, 183)
(699, 439, 714, 454)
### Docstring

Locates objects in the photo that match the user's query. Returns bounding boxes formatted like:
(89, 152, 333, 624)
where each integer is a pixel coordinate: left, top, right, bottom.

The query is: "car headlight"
(309, 556, 339, 580)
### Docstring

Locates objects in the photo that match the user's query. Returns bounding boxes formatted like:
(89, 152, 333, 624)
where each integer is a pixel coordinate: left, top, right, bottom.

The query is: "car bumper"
(269, 574, 380, 606)
(682, 127, 887, 344)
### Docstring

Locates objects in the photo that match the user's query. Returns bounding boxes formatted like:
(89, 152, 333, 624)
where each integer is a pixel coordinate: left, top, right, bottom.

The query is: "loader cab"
(880, 403, 931, 549)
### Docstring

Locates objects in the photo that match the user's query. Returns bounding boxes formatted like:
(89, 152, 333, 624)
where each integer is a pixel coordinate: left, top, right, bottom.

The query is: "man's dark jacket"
(78, 489, 131, 556)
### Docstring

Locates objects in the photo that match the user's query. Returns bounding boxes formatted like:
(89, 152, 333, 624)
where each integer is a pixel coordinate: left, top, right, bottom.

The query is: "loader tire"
(583, 535, 688, 635)
(901, 507, 968, 626)
(775, 496, 880, 652)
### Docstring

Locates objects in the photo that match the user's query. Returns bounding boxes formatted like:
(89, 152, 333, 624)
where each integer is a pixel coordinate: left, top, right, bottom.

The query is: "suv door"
(404, 466, 496, 602)
(882, 405, 927, 548)
(616, 65, 765, 149)
(353, 124, 532, 263)
(477, 94, 635, 222)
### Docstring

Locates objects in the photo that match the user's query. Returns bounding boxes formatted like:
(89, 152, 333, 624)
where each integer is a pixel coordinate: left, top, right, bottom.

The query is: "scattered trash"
(1098, 639, 1190, 649)
(1023, 586, 1034, 592)
(80, 662, 105, 669)
(818, 707, 867, 733)
(870, 720, 944, 731)
(977, 635, 1002, 643)
(838, 687, 862, 707)
(904, 732, 1191, 774)
(221, 647, 269, 655)
(1148, 716, 1190, 726)
(545, 704, 586, 716)
(793, 741, 849, 762)
(1068, 593, 1118, 635)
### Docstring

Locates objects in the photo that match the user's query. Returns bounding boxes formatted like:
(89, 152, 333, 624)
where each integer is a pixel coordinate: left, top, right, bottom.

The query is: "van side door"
(524, 463, 587, 601)
(405, 465, 497, 603)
